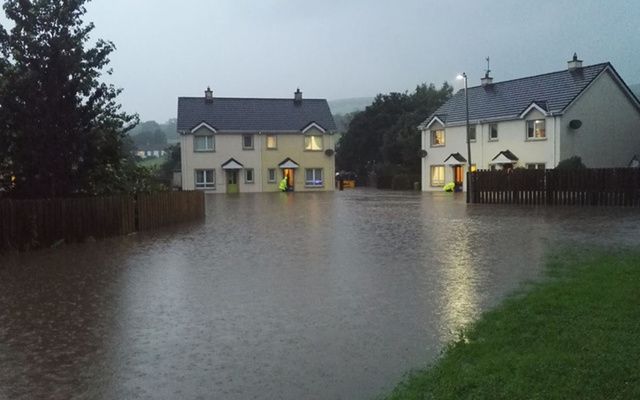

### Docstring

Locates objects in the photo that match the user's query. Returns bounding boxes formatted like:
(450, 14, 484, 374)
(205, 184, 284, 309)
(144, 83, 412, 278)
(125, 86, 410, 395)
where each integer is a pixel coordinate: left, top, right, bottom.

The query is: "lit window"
(195, 169, 215, 189)
(431, 129, 445, 146)
(194, 135, 214, 151)
(489, 124, 498, 141)
(526, 163, 546, 170)
(268, 168, 276, 183)
(469, 126, 476, 142)
(305, 168, 323, 187)
(245, 168, 254, 183)
(430, 165, 445, 187)
(266, 135, 277, 149)
(526, 120, 546, 139)
(243, 135, 254, 149)
(304, 135, 323, 151)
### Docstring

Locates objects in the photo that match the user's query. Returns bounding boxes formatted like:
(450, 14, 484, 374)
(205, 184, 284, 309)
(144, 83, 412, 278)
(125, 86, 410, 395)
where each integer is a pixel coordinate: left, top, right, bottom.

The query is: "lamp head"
(456, 72, 467, 80)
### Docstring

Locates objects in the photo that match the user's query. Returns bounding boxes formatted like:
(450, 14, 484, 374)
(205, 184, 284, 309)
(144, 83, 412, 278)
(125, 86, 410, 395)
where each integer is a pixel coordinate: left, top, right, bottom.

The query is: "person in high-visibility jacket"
(279, 177, 288, 192)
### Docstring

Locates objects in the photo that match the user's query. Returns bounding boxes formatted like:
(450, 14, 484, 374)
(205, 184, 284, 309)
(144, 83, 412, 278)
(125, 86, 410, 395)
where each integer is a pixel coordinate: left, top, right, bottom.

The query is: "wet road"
(1, 190, 640, 399)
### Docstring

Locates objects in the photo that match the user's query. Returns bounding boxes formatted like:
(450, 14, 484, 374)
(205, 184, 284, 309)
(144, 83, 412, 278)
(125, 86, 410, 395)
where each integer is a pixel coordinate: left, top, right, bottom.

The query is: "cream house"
(178, 88, 337, 193)
(419, 55, 640, 191)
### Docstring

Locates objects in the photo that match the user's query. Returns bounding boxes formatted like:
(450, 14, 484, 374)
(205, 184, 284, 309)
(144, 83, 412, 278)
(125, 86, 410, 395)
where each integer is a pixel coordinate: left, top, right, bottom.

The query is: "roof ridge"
(463, 62, 610, 91)
(178, 97, 329, 101)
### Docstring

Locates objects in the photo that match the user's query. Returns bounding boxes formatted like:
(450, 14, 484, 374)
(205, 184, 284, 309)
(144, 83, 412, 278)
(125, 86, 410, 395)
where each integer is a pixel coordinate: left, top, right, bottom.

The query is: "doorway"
(283, 168, 295, 190)
(226, 170, 239, 194)
(453, 165, 464, 190)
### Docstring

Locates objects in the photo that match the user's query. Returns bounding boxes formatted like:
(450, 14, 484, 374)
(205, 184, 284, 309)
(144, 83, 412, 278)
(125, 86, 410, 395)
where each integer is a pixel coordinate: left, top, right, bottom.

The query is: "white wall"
(561, 70, 640, 167)
(180, 127, 263, 193)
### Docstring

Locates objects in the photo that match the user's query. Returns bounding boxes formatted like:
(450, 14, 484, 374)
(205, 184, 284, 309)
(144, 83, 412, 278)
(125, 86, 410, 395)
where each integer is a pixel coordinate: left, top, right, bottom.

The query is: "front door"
(453, 165, 464, 190)
(283, 169, 295, 190)
(226, 170, 239, 194)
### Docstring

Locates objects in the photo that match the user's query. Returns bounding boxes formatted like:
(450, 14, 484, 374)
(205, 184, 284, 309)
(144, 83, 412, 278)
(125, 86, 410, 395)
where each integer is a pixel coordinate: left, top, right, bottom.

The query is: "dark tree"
(0, 0, 137, 198)
(336, 83, 452, 177)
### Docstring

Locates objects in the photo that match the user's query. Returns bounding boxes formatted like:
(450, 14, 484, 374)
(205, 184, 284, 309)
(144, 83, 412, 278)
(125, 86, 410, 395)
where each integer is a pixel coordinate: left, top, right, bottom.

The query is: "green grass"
(385, 249, 640, 400)
(137, 155, 167, 169)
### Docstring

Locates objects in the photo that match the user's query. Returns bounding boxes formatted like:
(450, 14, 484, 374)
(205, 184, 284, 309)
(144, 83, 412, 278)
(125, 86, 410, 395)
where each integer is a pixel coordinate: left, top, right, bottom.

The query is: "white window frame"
(194, 135, 215, 152)
(430, 165, 445, 187)
(267, 168, 276, 183)
(489, 124, 498, 141)
(526, 163, 546, 170)
(266, 135, 277, 150)
(242, 134, 254, 150)
(304, 135, 323, 151)
(195, 169, 215, 189)
(526, 120, 546, 140)
(305, 168, 324, 187)
(245, 168, 254, 183)
(468, 125, 477, 142)
(430, 129, 445, 147)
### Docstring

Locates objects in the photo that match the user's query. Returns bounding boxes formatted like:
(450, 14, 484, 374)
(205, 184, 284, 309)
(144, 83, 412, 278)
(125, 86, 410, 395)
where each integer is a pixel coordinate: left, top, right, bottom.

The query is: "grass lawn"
(385, 249, 640, 400)
(137, 156, 167, 169)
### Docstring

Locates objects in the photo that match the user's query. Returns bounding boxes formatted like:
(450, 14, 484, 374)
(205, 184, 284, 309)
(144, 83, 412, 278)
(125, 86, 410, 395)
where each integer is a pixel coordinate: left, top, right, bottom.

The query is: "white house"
(419, 55, 640, 191)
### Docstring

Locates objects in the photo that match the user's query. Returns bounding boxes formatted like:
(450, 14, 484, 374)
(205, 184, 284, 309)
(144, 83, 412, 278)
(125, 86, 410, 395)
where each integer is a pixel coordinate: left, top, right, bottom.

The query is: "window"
(267, 168, 276, 183)
(468, 126, 476, 142)
(195, 169, 215, 189)
(431, 129, 445, 146)
(489, 124, 498, 141)
(304, 135, 323, 151)
(243, 135, 254, 149)
(430, 165, 445, 187)
(526, 163, 546, 170)
(194, 135, 214, 152)
(245, 168, 254, 183)
(526, 120, 546, 139)
(305, 168, 323, 187)
(266, 135, 277, 149)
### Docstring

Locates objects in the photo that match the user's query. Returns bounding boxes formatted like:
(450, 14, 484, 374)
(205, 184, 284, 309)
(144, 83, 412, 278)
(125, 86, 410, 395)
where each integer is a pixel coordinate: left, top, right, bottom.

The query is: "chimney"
(294, 88, 302, 105)
(567, 53, 583, 71)
(204, 86, 213, 103)
(481, 71, 493, 87)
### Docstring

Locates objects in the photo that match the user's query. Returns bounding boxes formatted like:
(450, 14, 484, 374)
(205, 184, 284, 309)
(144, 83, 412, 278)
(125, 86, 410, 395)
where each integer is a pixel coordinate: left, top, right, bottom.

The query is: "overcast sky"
(25, 1, 640, 121)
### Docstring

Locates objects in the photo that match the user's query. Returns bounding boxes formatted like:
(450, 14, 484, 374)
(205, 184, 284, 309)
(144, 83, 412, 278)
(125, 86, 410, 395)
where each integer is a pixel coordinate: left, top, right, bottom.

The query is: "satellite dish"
(324, 149, 335, 156)
(569, 119, 582, 129)
(420, 150, 428, 158)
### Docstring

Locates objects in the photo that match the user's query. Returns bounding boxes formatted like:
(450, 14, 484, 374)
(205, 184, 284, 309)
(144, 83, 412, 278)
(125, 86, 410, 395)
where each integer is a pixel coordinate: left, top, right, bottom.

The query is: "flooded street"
(2, 190, 640, 400)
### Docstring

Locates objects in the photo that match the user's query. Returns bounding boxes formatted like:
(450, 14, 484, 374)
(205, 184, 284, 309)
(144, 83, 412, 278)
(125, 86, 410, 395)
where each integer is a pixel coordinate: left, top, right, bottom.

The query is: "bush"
(556, 156, 586, 170)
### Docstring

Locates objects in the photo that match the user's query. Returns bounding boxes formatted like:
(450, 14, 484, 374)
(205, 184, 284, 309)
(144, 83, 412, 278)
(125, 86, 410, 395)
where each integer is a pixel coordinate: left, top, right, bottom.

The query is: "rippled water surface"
(2, 190, 640, 399)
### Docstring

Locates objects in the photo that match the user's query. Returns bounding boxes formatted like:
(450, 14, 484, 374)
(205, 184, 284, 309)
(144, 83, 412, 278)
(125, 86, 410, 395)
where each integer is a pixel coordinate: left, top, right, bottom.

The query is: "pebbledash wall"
(180, 128, 336, 193)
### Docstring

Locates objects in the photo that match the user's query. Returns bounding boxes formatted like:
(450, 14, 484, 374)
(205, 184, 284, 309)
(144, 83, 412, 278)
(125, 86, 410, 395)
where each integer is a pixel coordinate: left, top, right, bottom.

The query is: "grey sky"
(30, 1, 640, 121)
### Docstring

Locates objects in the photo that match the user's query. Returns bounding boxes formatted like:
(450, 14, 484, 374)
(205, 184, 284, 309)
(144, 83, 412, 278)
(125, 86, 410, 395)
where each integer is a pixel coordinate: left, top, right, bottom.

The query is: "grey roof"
(444, 152, 467, 163)
(492, 150, 519, 161)
(177, 96, 337, 133)
(420, 63, 633, 128)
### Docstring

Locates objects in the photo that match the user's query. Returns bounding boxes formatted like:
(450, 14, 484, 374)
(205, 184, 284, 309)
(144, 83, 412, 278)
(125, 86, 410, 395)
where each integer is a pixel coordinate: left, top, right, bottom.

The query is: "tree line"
(336, 83, 453, 179)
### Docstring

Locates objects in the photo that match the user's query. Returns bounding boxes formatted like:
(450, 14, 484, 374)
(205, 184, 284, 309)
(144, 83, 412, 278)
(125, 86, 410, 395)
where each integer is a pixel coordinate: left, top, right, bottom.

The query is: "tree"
(336, 82, 452, 177)
(556, 156, 586, 170)
(0, 0, 138, 198)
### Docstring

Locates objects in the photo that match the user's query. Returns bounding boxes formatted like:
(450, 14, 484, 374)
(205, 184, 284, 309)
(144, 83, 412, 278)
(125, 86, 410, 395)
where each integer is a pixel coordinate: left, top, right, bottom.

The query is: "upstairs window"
(266, 135, 277, 149)
(526, 120, 546, 140)
(489, 124, 498, 141)
(304, 135, 323, 151)
(468, 126, 476, 142)
(243, 135, 254, 149)
(431, 129, 445, 146)
(194, 135, 214, 152)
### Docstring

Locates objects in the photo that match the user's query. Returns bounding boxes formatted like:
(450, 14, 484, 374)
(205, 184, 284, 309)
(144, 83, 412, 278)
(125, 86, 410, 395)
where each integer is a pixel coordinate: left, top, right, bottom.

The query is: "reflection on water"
(1, 189, 640, 399)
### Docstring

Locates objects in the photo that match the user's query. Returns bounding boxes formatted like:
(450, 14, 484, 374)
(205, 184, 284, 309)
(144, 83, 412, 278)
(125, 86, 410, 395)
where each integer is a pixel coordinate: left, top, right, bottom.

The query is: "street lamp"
(457, 72, 472, 194)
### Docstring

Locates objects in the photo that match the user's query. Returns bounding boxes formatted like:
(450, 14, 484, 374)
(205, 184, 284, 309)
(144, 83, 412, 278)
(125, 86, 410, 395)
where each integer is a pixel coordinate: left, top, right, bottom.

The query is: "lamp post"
(457, 72, 472, 195)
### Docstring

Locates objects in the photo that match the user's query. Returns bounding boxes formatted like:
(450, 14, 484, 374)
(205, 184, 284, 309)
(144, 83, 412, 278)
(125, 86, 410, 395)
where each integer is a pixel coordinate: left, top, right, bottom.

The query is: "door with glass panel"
(226, 170, 239, 194)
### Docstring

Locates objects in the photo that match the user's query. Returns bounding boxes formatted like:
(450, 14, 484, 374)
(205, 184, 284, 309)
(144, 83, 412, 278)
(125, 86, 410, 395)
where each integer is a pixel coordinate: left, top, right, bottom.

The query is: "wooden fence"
(468, 168, 640, 206)
(0, 191, 205, 251)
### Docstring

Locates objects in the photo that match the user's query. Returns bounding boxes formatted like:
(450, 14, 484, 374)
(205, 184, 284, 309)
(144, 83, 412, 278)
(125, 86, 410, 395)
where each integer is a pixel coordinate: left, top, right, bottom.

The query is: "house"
(419, 55, 640, 191)
(177, 88, 337, 193)
(135, 144, 168, 159)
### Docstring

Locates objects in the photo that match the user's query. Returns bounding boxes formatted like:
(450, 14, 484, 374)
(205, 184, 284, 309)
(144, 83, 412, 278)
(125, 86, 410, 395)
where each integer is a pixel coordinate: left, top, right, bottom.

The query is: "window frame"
(526, 119, 547, 141)
(194, 135, 215, 152)
(468, 125, 477, 142)
(488, 123, 499, 141)
(194, 169, 215, 189)
(304, 168, 324, 187)
(304, 135, 323, 151)
(242, 134, 254, 150)
(430, 129, 445, 147)
(267, 168, 276, 183)
(430, 165, 445, 187)
(244, 168, 254, 183)
(526, 163, 546, 170)
(266, 135, 277, 150)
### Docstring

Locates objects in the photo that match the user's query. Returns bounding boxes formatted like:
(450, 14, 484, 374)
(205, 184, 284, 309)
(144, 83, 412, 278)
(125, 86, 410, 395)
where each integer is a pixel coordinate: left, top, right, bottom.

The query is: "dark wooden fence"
(468, 168, 640, 206)
(0, 191, 205, 251)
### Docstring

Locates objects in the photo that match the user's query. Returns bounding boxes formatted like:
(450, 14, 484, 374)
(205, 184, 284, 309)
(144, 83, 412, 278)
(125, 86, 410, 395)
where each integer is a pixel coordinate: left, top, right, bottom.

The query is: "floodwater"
(1, 190, 640, 400)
